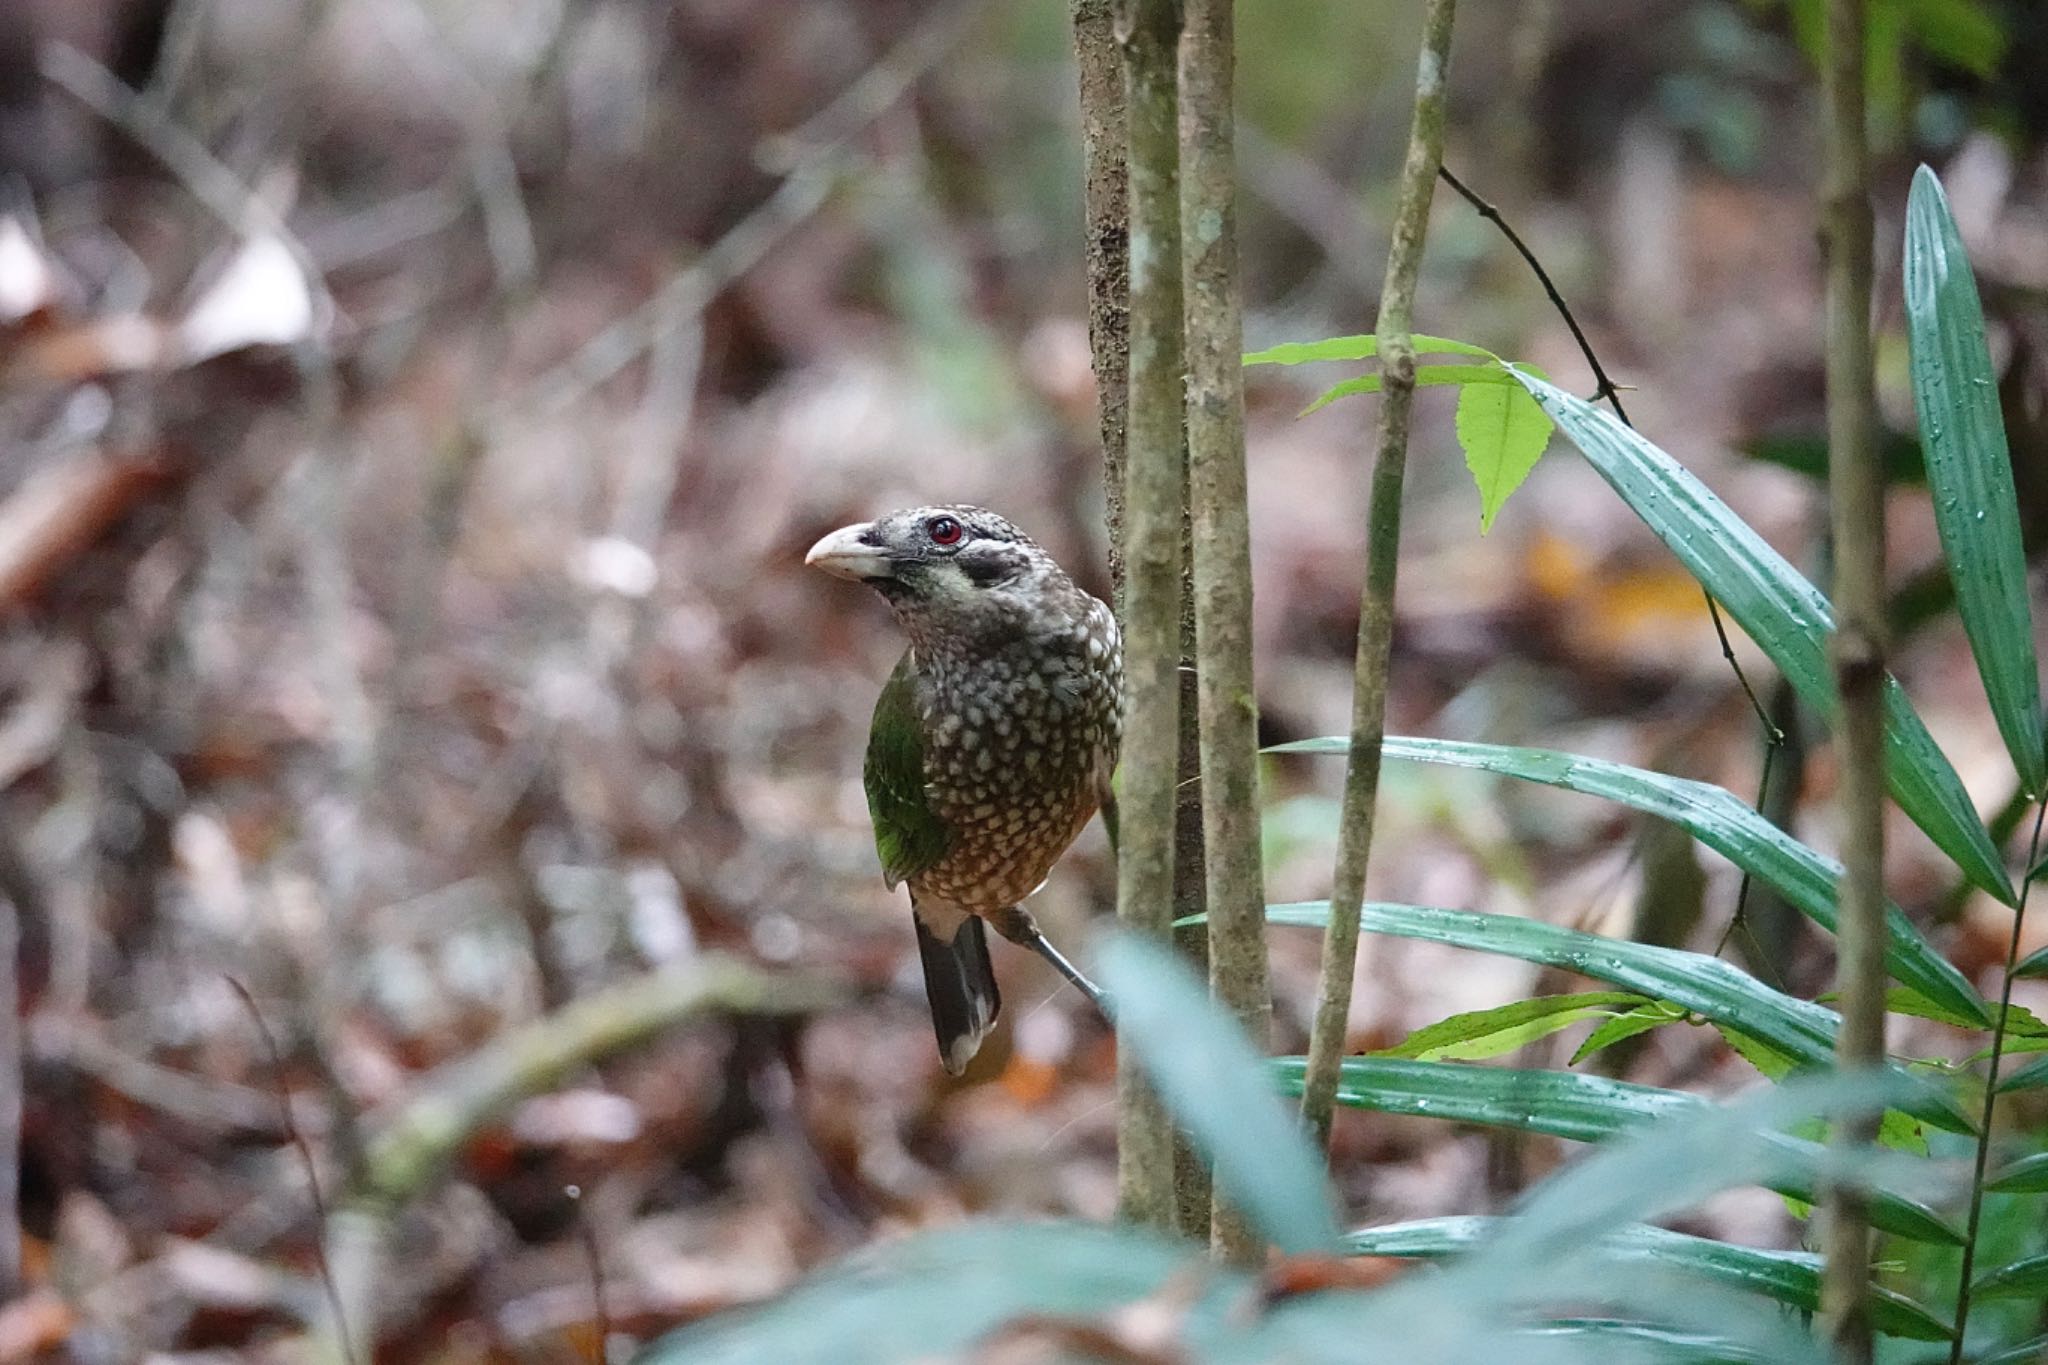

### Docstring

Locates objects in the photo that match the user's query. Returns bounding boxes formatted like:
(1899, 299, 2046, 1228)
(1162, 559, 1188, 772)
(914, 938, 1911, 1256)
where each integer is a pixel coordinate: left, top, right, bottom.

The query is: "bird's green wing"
(863, 651, 951, 888)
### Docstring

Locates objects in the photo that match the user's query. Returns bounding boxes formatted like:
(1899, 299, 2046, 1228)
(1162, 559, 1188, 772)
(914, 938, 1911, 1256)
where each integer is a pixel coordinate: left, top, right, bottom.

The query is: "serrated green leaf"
(1905, 166, 2046, 795)
(1270, 735, 1990, 1027)
(1506, 366, 2016, 906)
(1972, 1253, 2048, 1301)
(1243, 900, 1974, 1136)
(1267, 1056, 1958, 1245)
(1243, 333, 1497, 366)
(1716, 1023, 1799, 1081)
(1985, 1152, 2048, 1193)
(1096, 935, 1340, 1254)
(1378, 991, 1647, 1062)
(1878, 1109, 1928, 1158)
(1300, 363, 1515, 416)
(1457, 376, 1555, 532)
(1342, 1216, 1951, 1341)
(1964, 1033, 2048, 1068)
(1571, 1003, 1687, 1065)
(1883, 986, 1992, 1031)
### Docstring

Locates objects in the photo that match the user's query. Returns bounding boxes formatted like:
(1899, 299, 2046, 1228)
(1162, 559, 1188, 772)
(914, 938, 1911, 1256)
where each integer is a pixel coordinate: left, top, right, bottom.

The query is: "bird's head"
(805, 505, 1078, 639)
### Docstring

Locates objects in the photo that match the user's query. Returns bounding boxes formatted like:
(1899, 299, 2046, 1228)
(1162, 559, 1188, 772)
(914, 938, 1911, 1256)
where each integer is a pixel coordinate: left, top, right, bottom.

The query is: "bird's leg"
(987, 906, 1112, 1019)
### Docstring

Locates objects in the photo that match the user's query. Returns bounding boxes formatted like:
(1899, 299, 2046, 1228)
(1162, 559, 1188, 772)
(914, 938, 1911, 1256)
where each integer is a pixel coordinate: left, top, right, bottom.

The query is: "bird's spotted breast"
(912, 604, 1121, 910)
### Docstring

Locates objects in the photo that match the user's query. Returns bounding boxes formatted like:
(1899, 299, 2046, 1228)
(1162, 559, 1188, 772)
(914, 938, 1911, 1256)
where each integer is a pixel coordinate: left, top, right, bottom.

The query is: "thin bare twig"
(523, 0, 986, 422)
(227, 978, 355, 1365)
(1434, 163, 1785, 966)
(41, 42, 332, 314)
(565, 1183, 613, 1364)
(1949, 803, 2046, 1361)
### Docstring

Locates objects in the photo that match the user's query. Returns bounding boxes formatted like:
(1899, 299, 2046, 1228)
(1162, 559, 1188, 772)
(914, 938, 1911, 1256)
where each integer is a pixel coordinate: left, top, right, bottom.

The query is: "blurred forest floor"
(0, 0, 2045, 1359)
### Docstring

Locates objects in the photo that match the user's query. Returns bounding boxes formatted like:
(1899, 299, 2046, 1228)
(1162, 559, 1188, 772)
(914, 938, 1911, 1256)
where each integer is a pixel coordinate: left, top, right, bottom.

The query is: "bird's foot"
(1025, 928, 1113, 1021)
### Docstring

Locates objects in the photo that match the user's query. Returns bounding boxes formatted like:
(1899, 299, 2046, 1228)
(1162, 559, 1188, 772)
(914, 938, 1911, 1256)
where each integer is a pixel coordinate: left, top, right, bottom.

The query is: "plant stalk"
(1069, 0, 1131, 612)
(1180, 0, 1269, 1262)
(1299, 0, 1457, 1152)
(1112, 0, 1186, 1231)
(1815, 0, 1884, 1355)
(1949, 804, 2047, 1363)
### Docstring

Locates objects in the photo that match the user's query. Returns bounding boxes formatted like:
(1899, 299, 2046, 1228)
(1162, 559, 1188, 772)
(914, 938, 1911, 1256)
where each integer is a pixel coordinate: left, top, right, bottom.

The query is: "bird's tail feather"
(916, 914, 1000, 1075)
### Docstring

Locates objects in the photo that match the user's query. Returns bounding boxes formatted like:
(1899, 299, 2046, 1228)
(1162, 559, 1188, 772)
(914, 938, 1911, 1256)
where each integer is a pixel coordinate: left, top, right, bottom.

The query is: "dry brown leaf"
(0, 451, 172, 610)
(0, 1291, 74, 1362)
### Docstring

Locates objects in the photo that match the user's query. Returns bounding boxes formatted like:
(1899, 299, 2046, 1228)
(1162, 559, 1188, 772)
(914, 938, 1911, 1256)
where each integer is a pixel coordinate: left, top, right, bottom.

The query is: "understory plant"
(640, 164, 2048, 1364)
(1240, 163, 2048, 1364)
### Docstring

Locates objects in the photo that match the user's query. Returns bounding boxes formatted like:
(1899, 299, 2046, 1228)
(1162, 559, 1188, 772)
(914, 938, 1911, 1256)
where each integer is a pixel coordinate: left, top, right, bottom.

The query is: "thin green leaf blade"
(1252, 900, 1975, 1136)
(1985, 1152, 2048, 1193)
(1260, 900, 1834, 1064)
(1271, 735, 1990, 1026)
(1456, 376, 1554, 532)
(1244, 333, 1497, 366)
(1506, 367, 2016, 906)
(2015, 944, 2048, 980)
(1281, 1056, 1695, 1141)
(1096, 934, 1340, 1254)
(1379, 991, 1647, 1062)
(1342, 1216, 1950, 1341)
(1997, 1054, 2048, 1093)
(1972, 1253, 2048, 1301)
(1904, 165, 2045, 794)
(1267, 1055, 1958, 1245)
(1980, 1335, 2048, 1365)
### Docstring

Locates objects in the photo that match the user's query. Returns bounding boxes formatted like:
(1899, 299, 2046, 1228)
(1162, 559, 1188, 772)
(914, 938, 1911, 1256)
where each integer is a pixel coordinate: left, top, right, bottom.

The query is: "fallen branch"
(307, 956, 841, 1363)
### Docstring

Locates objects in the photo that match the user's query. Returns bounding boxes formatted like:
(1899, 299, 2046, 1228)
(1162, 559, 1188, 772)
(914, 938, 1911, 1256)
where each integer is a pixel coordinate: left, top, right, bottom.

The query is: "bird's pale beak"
(805, 522, 893, 581)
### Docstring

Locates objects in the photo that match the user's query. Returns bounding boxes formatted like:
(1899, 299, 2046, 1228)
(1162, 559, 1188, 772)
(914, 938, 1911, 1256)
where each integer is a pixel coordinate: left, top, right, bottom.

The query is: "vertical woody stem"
(1299, 0, 1457, 1151)
(1112, 0, 1186, 1231)
(1180, 0, 1269, 1262)
(1816, 0, 1884, 1356)
(1070, 0, 1131, 611)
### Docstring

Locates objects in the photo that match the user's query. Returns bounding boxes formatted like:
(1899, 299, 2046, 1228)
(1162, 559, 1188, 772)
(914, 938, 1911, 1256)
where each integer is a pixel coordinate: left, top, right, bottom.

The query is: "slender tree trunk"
(1070, 0, 1130, 611)
(1112, 0, 1185, 1232)
(1179, 0, 1268, 1263)
(1298, 0, 1457, 1152)
(1816, 0, 1884, 1357)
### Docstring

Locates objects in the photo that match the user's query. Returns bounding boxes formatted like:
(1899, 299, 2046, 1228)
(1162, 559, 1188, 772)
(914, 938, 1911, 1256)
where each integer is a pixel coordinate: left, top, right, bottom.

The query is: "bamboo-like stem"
(1112, 0, 1186, 1232)
(1298, 0, 1457, 1153)
(1815, 0, 1884, 1356)
(1180, 0, 1268, 1263)
(1070, 0, 1131, 611)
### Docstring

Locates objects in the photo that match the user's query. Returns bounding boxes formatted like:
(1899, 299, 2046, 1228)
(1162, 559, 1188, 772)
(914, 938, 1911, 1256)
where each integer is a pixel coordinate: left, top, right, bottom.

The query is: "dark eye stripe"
(961, 553, 1011, 586)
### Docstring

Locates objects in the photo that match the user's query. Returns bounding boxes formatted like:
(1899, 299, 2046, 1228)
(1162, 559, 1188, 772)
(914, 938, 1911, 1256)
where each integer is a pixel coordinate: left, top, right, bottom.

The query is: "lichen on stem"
(1180, 0, 1268, 1262)
(1110, 0, 1187, 1232)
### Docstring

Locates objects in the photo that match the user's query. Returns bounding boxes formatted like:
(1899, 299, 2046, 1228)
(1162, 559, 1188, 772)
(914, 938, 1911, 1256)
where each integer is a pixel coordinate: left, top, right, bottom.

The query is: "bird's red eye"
(928, 516, 963, 546)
